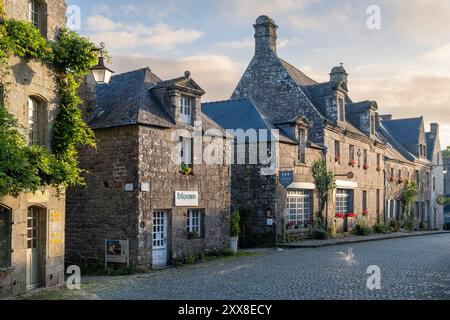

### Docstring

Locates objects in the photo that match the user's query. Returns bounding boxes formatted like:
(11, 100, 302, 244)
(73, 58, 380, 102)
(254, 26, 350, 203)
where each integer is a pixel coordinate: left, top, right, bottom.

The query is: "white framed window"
(179, 136, 193, 165)
(0, 205, 12, 268)
(180, 95, 194, 125)
(28, 97, 47, 146)
(286, 190, 311, 228)
(29, 0, 40, 28)
(187, 209, 202, 237)
(336, 189, 353, 214)
(370, 114, 376, 135)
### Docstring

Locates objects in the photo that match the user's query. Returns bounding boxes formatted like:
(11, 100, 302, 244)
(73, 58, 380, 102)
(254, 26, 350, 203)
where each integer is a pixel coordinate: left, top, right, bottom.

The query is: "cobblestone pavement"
(29, 234, 450, 300)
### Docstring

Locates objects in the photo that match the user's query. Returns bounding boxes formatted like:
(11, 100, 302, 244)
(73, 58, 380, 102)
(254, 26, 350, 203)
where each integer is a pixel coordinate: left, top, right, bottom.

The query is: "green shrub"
(308, 221, 329, 240)
(419, 221, 427, 231)
(353, 216, 372, 236)
(389, 219, 400, 232)
(230, 210, 240, 237)
(373, 223, 390, 234)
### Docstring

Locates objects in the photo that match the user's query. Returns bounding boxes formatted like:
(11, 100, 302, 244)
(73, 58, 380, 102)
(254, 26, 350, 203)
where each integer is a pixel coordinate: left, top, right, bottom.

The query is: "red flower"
(335, 213, 345, 219)
(363, 163, 369, 170)
(349, 159, 357, 166)
(346, 213, 357, 218)
(362, 210, 369, 216)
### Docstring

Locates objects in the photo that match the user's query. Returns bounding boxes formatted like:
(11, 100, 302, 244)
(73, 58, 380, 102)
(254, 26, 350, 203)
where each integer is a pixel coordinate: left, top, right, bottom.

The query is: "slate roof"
(89, 68, 175, 129)
(346, 101, 377, 114)
(279, 59, 317, 86)
(378, 121, 417, 162)
(202, 98, 296, 143)
(382, 117, 423, 145)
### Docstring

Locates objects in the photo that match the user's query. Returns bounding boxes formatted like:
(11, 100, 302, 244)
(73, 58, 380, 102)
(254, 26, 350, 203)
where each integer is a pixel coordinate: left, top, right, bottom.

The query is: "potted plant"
(230, 210, 240, 254)
(389, 176, 395, 183)
(187, 231, 199, 240)
(179, 162, 193, 176)
(335, 213, 345, 219)
(346, 212, 357, 218)
(335, 155, 341, 163)
(363, 163, 369, 170)
(349, 159, 357, 167)
(362, 210, 369, 217)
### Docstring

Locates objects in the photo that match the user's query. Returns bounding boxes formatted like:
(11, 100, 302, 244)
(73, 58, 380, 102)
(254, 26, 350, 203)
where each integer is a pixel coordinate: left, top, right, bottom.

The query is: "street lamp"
(90, 42, 114, 84)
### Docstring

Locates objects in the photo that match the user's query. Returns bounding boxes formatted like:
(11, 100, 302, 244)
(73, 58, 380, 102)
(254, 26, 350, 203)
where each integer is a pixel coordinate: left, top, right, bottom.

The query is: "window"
(297, 127, 306, 163)
(376, 190, 380, 216)
(28, 1, 46, 35)
(370, 114, 376, 135)
(349, 145, 355, 164)
(0, 205, 12, 268)
(362, 191, 367, 211)
(398, 169, 402, 181)
(338, 98, 345, 122)
(389, 200, 395, 219)
(426, 172, 430, 188)
(363, 149, 368, 165)
(180, 95, 194, 125)
(433, 177, 436, 191)
(28, 97, 47, 146)
(390, 168, 395, 179)
(415, 170, 420, 185)
(334, 140, 341, 164)
(286, 190, 311, 228)
(377, 153, 381, 169)
(336, 189, 353, 214)
(179, 136, 193, 166)
(187, 209, 202, 237)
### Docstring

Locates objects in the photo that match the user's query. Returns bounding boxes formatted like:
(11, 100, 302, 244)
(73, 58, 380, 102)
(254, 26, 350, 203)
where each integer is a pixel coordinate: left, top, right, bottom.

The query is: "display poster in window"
(49, 211, 64, 257)
(105, 239, 129, 266)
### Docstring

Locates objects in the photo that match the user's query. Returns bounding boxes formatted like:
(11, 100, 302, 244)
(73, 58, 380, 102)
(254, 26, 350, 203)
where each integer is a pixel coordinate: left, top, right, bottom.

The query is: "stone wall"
(0, 0, 67, 298)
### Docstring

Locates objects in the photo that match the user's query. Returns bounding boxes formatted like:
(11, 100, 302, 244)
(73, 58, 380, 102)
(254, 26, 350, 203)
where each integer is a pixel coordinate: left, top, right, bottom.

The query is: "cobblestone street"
(29, 234, 450, 300)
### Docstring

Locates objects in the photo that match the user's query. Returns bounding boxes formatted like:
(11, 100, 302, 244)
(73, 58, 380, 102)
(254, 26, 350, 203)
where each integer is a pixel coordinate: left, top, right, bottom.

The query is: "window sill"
(294, 161, 308, 167)
(0, 266, 15, 273)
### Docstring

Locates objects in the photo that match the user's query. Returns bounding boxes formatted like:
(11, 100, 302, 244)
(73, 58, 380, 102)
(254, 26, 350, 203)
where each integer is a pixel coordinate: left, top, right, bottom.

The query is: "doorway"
(152, 211, 168, 268)
(26, 206, 45, 290)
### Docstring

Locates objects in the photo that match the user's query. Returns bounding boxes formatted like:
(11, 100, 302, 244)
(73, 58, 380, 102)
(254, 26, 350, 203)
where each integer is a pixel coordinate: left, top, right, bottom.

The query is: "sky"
(67, 0, 450, 149)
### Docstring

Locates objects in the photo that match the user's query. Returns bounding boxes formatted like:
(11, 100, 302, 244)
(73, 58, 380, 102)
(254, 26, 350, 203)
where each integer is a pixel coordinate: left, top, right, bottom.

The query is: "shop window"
(28, 96, 47, 146)
(336, 189, 353, 214)
(286, 190, 311, 228)
(187, 209, 203, 239)
(0, 205, 12, 268)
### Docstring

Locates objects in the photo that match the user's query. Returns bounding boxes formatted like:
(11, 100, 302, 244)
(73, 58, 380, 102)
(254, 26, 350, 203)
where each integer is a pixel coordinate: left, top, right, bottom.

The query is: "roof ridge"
(202, 97, 249, 105)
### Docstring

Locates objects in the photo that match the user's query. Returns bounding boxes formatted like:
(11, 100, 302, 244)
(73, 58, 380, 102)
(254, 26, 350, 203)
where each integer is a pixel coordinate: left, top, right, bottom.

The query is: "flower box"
(346, 213, 357, 218)
(335, 213, 345, 219)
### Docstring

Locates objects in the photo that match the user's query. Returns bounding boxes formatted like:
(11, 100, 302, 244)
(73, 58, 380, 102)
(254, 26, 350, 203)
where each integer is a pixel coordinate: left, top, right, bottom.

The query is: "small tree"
(230, 210, 240, 237)
(312, 159, 336, 225)
(402, 181, 418, 228)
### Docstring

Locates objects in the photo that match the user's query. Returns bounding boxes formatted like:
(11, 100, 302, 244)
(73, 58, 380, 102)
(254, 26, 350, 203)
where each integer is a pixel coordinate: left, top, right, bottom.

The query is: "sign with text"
(105, 239, 129, 266)
(279, 171, 294, 188)
(49, 211, 64, 257)
(175, 191, 199, 207)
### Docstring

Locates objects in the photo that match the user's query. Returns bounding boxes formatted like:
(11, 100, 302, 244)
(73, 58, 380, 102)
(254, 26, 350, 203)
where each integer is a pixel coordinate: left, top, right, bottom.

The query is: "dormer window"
(297, 127, 307, 164)
(180, 95, 194, 125)
(338, 97, 345, 122)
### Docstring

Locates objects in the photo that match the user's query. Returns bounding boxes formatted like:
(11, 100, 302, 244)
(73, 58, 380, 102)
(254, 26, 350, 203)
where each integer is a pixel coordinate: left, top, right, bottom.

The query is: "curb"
(276, 231, 450, 248)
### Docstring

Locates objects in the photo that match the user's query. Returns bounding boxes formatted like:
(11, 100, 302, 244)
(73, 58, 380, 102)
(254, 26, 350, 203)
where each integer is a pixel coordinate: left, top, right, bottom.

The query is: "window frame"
(286, 189, 312, 228)
(0, 205, 12, 269)
(187, 209, 203, 238)
(180, 95, 194, 125)
(296, 127, 307, 164)
(335, 189, 353, 214)
(334, 140, 341, 164)
(28, 96, 47, 146)
(338, 97, 345, 122)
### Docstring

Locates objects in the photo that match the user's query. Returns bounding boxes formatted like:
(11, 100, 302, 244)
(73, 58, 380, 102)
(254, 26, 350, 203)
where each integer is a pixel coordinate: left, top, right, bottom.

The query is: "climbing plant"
(401, 181, 418, 227)
(312, 159, 336, 224)
(0, 2, 100, 197)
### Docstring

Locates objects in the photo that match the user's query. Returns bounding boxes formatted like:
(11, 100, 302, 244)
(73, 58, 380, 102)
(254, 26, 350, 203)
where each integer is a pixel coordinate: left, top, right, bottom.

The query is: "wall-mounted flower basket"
(335, 213, 345, 219)
(389, 176, 395, 183)
(349, 160, 357, 167)
(362, 210, 369, 216)
(346, 213, 357, 218)
(179, 162, 193, 176)
(363, 163, 369, 170)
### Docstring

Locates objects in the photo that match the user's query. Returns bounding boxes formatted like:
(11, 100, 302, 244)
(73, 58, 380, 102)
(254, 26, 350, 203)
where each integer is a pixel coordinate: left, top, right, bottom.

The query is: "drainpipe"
(322, 145, 329, 229)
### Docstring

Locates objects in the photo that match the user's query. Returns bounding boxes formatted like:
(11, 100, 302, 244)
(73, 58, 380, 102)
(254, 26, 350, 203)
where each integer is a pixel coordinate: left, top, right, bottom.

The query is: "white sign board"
(175, 191, 199, 207)
(105, 239, 129, 266)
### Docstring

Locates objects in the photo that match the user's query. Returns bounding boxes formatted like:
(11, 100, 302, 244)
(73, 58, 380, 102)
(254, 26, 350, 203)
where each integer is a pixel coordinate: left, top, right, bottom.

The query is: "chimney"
(430, 123, 439, 137)
(254, 15, 278, 55)
(330, 63, 348, 85)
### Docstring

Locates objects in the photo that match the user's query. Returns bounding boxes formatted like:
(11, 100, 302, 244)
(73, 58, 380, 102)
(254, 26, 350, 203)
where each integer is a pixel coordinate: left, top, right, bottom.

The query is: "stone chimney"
(254, 15, 278, 55)
(430, 123, 439, 138)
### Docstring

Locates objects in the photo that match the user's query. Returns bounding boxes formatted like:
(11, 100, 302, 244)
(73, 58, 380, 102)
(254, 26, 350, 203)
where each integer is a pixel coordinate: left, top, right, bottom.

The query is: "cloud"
(84, 15, 203, 54)
(422, 43, 450, 63)
(110, 54, 244, 101)
(350, 74, 450, 148)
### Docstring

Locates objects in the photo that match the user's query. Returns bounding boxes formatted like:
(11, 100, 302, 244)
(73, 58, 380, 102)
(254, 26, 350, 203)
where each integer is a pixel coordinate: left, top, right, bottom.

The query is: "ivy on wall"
(0, 2, 99, 197)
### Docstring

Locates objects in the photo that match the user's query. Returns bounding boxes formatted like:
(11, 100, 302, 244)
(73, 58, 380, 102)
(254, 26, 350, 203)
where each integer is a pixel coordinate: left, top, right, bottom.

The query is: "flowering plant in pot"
(346, 212, 357, 218)
(363, 163, 369, 170)
(335, 155, 341, 163)
(230, 210, 240, 254)
(362, 210, 369, 217)
(179, 162, 193, 176)
(349, 159, 357, 167)
(335, 213, 345, 219)
(389, 176, 395, 183)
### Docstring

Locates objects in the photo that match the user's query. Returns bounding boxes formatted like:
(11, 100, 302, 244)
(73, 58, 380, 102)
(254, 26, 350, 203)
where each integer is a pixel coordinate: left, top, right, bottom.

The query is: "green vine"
(401, 181, 418, 225)
(312, 159, 336, 223)
(0, 4, 100, 197)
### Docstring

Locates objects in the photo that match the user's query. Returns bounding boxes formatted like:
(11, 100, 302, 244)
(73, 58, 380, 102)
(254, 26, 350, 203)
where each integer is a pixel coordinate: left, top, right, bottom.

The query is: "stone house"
(66, 68, 231, 268)
(0, 0, 67, 298)
(212, 16, 388, 245)
(379, 116, 435, 228)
